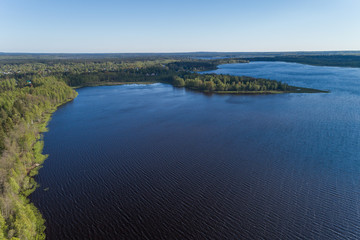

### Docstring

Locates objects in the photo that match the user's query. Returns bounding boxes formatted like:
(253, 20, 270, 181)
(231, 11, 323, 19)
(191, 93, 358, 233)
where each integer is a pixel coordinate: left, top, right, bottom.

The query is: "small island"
(172, 73, 328, 94)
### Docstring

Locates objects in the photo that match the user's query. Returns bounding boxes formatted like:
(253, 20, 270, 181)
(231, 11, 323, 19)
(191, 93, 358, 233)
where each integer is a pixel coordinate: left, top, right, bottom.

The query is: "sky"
(1, 0, 360, 53)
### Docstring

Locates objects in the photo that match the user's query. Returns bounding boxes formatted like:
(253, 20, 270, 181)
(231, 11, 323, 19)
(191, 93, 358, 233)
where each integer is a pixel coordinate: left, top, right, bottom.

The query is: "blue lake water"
(31, 62, 360, 239)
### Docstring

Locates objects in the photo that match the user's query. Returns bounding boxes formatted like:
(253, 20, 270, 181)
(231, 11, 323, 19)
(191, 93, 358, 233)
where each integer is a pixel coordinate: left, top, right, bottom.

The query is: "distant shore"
(184, 86, 329, 95)
(72, 81, 158, 89)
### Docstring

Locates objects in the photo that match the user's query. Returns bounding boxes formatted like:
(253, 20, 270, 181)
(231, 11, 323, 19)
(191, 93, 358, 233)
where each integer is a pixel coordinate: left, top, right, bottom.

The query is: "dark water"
(31, 62, 360, 239)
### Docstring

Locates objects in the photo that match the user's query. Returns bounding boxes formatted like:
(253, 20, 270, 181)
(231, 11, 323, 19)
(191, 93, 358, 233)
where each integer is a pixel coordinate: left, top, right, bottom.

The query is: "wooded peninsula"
(0, 53, 334, 239)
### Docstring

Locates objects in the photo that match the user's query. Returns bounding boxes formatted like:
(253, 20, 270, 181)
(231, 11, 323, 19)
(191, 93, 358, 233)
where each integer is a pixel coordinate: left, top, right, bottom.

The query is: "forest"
(0, 55, 327, 239)
(175, 74, 287, 93)
(0, 76, 77, 239)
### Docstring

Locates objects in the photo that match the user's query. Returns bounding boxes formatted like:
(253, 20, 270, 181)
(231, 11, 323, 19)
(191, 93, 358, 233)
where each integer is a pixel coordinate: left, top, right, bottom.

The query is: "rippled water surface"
(31, 62, 360, 239)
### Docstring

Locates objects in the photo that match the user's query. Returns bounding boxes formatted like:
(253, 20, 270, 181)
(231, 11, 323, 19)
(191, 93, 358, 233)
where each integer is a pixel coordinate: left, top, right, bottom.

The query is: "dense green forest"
(0, 77, 77, 239)
(0, 55, 330, 239)
(172, 73, 325, 93)
(0, 58, 251, 89)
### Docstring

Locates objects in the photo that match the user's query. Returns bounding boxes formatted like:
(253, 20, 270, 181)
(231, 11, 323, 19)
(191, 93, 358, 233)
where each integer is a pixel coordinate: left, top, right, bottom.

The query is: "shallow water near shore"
(31, 62, 360, 239)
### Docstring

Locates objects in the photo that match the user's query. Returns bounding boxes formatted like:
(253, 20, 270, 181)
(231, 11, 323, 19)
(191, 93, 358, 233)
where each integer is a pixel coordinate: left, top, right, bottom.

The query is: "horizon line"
(1, 50, 360, 55)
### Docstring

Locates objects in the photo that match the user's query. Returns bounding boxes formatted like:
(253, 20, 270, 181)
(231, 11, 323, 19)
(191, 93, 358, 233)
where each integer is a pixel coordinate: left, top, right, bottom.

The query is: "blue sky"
(1, 0, 359, 53)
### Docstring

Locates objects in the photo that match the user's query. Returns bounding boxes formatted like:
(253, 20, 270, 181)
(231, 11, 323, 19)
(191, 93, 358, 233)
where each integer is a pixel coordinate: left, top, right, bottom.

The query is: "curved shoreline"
(0, 78, 77, 240)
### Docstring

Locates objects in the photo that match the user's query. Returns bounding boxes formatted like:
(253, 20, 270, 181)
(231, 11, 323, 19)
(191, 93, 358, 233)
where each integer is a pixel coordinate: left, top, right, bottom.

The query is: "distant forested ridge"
(166, 58, 248, 71)
(245, 55, 360, 68)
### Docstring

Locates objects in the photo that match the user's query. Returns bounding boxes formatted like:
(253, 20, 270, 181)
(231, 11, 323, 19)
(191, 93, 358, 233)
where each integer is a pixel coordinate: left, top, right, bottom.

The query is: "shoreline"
(183, 87, 329, 95)
(72, 81, 158, 89)
(0, 78, 78, 239)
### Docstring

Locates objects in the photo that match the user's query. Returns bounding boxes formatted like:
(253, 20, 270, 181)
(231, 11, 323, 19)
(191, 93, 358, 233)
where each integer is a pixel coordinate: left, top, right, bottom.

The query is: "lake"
(31, 62, 360, 239)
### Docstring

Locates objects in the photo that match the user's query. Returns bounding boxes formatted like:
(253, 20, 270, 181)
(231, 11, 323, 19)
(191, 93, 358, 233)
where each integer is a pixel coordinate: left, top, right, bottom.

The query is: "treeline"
(0, 76, 77, 239)
(247, 55, 360, 68)
(0, 58, 248, 79)
(172, 73, 290, 92)
(0, 58, 249, 88)
(167, 58, 248, 72)
(62, 67, 175, 87)
(0, 59, 175, 77)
